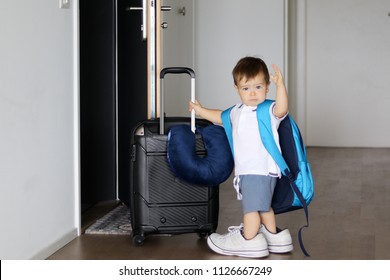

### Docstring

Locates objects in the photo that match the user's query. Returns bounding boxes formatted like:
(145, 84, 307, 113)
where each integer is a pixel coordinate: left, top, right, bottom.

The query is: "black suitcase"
(129, 67, 219, 245)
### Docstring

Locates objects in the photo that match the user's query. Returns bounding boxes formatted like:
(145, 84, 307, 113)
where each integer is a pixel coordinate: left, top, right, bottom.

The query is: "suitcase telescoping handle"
(159, 67, 196, 134)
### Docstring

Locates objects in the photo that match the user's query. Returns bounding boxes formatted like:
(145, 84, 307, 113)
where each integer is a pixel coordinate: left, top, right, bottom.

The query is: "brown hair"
(232, 56, 270, 86)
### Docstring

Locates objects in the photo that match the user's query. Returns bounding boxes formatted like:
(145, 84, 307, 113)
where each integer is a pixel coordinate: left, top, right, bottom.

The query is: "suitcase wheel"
(197, 231, 210, 239)
(132, 234, 145, 246)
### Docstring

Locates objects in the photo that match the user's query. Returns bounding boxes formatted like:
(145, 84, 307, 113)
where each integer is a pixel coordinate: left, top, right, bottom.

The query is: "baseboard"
(31, 228, 78, 260)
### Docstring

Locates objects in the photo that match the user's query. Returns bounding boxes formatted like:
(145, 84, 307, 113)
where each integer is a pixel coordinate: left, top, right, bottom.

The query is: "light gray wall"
(306, 0, 390, 147)
(0, 1, 79, 259)
(195, 0, 390, 148)
(194, 0, 287, 112)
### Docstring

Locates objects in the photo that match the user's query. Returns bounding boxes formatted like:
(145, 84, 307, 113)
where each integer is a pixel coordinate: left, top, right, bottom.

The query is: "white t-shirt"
(231, 103, 286, 178)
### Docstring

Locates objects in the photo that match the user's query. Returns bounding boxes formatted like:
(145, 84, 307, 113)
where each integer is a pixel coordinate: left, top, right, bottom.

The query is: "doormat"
(85, 204, 132, 235)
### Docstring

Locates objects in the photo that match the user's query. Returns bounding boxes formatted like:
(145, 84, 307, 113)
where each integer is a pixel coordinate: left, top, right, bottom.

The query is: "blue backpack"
(221, 99, 314, 256)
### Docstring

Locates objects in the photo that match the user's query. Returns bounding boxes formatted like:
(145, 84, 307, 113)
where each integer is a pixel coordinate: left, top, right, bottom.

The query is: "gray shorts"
(236, 175, 277, 214)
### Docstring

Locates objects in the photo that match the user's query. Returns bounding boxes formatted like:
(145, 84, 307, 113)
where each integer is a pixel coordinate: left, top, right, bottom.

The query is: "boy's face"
(235, 73, 269, 107)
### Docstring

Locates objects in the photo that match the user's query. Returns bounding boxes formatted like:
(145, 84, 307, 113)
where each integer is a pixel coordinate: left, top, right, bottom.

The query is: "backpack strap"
(257, 100, 310, 257)
(288, 117, 311, 256)
(221, 106, 235, 156)
(256, 100, 289, 176)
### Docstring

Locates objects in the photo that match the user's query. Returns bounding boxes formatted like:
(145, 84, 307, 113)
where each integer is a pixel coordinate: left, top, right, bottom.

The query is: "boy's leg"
(260, 208, 293, 253)
(239, 175, 276, 239)
(243, 211, 261, 240)
(260, 208, 276, 233)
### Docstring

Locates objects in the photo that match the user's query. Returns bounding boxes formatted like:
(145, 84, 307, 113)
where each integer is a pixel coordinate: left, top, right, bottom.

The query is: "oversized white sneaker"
(260, 225, 293, 253)
(207, 225, 269, 258)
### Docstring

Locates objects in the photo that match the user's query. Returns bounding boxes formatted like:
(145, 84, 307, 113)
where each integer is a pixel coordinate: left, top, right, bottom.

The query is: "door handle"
(126, 0, 147, 41)
(126, 3, 172, 41)
(161, 6, 172, 12)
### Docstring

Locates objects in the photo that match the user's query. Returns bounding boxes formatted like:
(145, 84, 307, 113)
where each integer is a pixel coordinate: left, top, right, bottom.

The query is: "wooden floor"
(48, 148, 390, 260)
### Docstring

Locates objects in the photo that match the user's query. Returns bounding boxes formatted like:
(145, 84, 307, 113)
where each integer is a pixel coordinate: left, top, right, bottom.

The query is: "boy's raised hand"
(270, 64, 288, 118)
(270, 64, 285, 88)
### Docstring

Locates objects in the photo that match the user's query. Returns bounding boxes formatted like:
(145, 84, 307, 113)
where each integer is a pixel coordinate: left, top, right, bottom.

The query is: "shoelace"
(225, 224, 244, 236)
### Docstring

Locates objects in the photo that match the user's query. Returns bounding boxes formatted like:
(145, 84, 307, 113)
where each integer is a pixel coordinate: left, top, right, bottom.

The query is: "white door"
(306, 0, 390, 147)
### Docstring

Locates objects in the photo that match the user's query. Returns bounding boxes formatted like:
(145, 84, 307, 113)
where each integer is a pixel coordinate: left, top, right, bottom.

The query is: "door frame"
(288, 0, 307, 140)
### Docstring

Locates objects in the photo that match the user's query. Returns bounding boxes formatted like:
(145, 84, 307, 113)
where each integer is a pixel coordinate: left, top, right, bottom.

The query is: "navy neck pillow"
(167, 124, 234, 186)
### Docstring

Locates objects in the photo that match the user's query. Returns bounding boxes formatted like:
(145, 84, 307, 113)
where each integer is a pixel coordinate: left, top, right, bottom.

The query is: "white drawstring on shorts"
(233, 176, 243, 200)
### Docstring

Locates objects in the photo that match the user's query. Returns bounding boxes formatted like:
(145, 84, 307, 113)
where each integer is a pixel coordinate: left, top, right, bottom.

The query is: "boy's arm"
(270, 64, 288, 118)
(189, 100, 223, 124)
